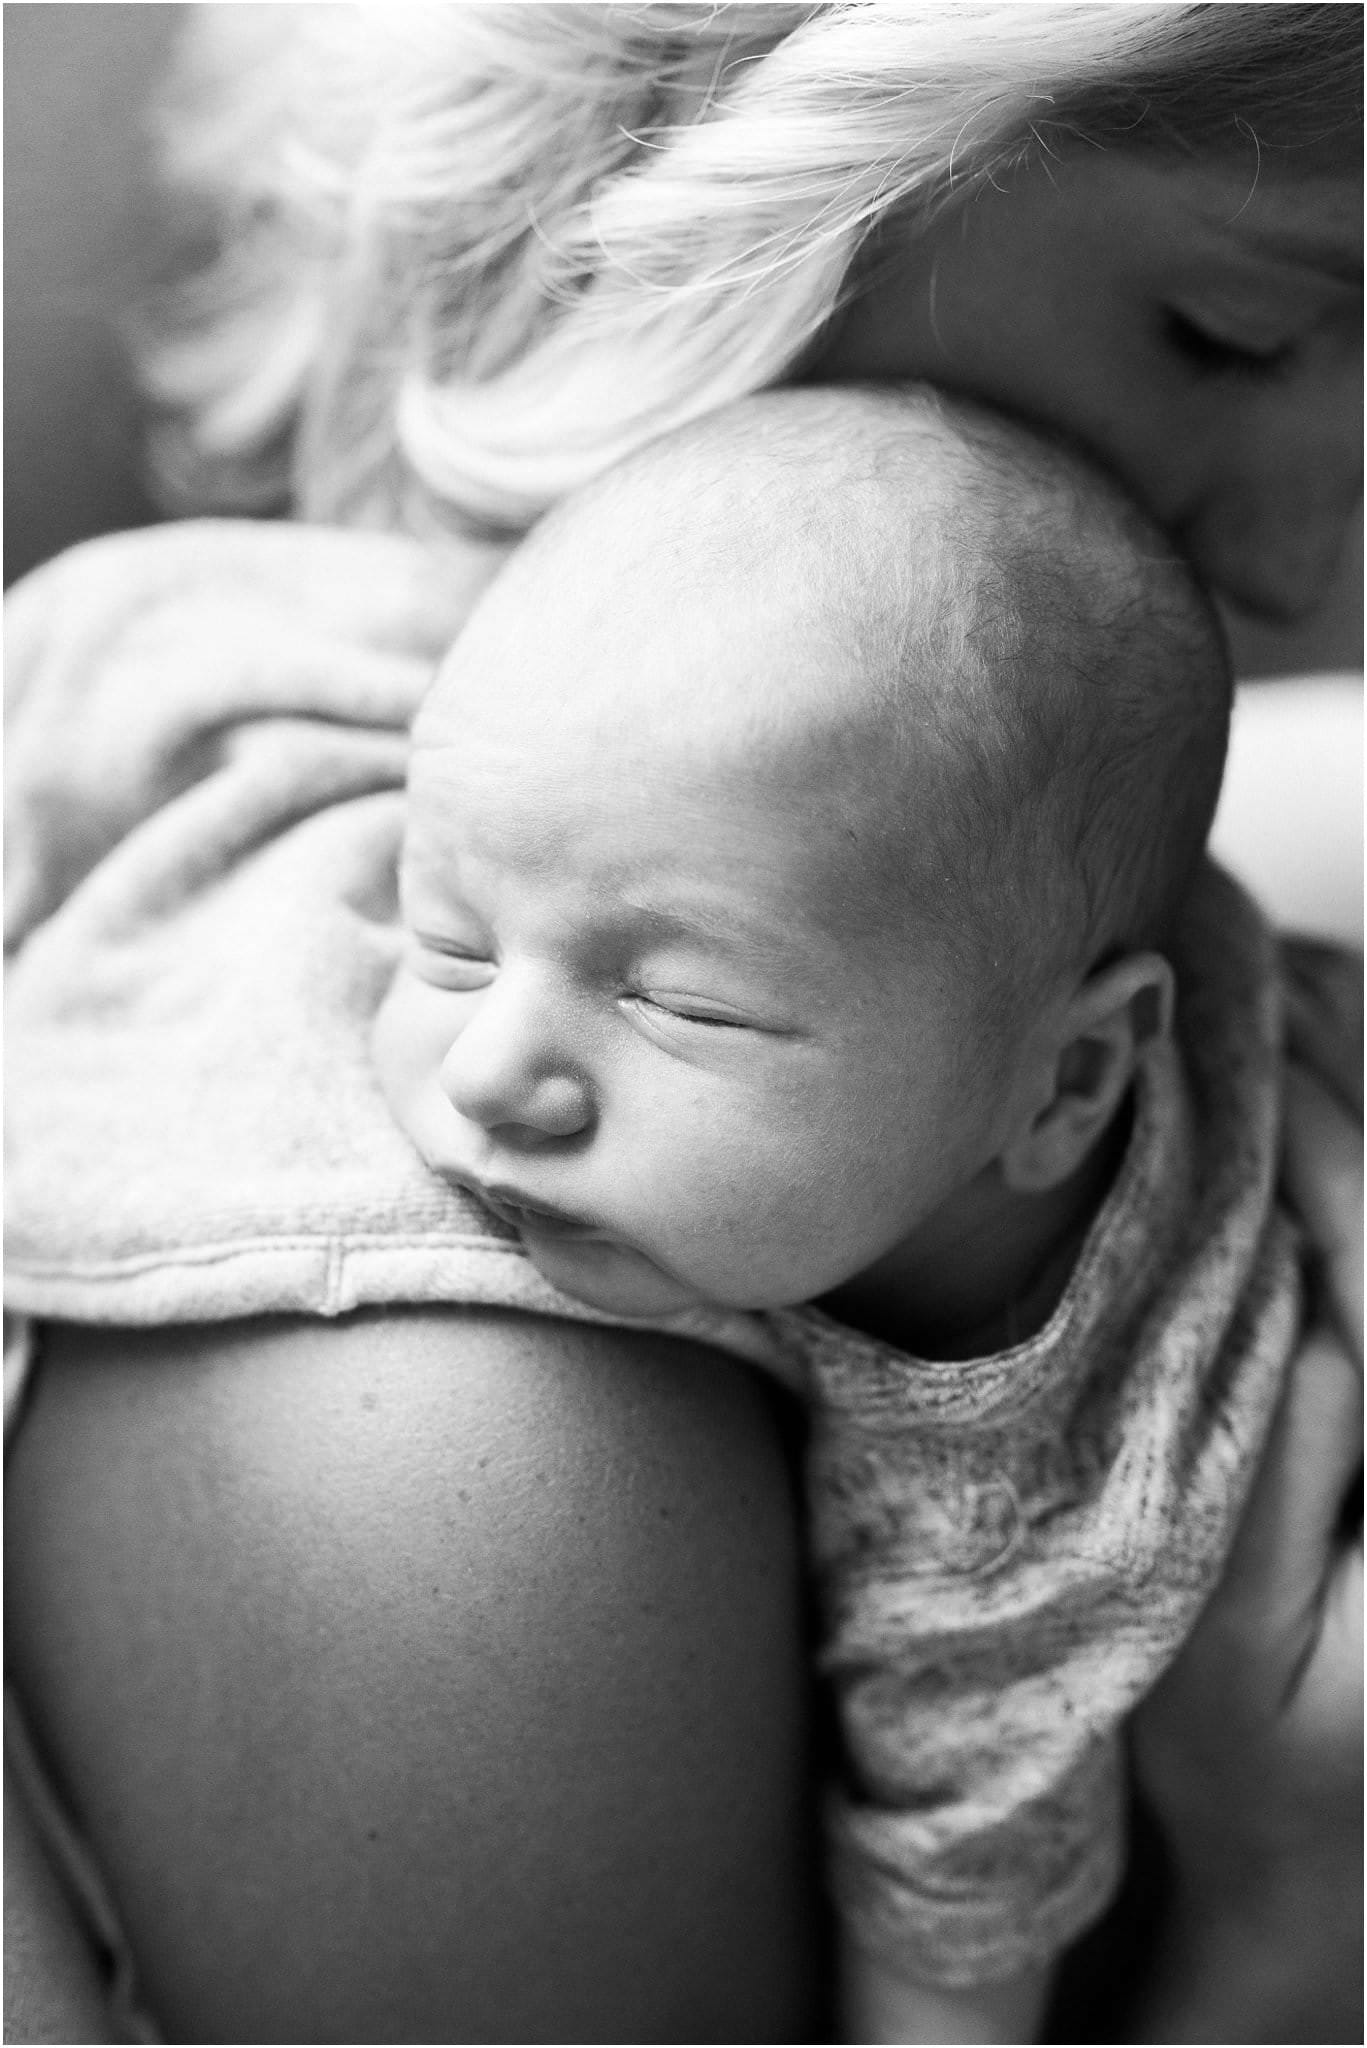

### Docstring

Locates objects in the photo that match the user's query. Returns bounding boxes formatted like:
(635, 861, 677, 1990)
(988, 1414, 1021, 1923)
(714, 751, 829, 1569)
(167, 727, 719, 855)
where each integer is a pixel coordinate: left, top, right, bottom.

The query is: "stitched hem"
(5, 1237, 801, 1386)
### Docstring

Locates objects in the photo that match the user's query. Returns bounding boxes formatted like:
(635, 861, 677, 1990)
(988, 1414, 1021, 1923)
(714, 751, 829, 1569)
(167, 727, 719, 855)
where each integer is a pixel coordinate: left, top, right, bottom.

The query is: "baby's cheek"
(702, 1107, 917, 1297)
(665, 1120, 842, 1287)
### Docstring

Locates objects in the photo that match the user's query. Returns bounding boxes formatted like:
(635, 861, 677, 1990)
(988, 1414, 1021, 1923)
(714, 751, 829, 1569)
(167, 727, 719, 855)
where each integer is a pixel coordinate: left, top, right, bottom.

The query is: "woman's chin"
(519, 1231, 701, 1319)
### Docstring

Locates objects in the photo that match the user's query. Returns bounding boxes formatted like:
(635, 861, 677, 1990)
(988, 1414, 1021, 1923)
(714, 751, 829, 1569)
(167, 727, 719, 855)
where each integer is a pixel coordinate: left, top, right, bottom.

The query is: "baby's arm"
(842, 1938, 1050, 2044)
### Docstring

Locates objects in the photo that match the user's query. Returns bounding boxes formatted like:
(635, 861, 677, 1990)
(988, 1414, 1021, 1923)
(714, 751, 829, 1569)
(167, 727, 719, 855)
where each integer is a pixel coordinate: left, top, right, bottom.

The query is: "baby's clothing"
(6, 522, 1298, 1991)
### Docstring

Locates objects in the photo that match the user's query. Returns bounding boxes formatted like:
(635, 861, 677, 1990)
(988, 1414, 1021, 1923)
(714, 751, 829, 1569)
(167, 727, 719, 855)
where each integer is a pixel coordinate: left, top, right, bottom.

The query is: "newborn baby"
(377, 391, 1210, 1330)
(372, 389, 1298, 2040)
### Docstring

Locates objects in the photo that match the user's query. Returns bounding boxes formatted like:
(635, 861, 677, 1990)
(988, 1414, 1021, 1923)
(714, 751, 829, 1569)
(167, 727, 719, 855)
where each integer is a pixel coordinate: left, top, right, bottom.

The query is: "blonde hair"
(139, 2, 1360, 538)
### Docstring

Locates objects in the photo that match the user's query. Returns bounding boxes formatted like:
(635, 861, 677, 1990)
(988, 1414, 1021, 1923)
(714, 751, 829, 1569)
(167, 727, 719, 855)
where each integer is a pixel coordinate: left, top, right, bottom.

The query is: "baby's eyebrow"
(615, 894, 820, 972)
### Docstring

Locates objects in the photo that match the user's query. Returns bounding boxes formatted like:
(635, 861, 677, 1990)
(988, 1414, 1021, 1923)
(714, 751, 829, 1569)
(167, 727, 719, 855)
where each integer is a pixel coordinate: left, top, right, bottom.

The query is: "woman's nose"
(1187, 472, 1362, 623)
(439, 979, 593, 1140)
(1186, 375, 1363, 622)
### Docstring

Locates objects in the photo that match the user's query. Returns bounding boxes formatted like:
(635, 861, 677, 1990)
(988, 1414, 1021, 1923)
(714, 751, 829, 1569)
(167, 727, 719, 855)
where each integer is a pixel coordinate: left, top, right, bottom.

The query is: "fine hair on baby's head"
(432, 385, 1231, 1070)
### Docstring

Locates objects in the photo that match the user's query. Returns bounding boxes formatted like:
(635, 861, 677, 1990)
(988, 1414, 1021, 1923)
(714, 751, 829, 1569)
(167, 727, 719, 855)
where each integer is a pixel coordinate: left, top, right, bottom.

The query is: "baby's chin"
(517, 1230, 704, 1320)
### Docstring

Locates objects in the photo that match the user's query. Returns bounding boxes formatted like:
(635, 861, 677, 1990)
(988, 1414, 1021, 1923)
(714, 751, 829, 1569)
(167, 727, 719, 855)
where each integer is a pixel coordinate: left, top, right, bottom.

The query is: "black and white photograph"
(5, 6, 1362, 2043)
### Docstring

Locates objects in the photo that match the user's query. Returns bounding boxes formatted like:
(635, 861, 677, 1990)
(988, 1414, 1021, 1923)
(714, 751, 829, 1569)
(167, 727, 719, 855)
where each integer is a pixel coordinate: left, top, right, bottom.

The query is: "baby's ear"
(999, 953, 1174, 1194)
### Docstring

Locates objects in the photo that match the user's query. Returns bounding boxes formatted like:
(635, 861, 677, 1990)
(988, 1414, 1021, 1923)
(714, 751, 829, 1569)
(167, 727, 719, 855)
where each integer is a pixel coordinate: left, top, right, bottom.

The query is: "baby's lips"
(470, 1183, 598, 1240)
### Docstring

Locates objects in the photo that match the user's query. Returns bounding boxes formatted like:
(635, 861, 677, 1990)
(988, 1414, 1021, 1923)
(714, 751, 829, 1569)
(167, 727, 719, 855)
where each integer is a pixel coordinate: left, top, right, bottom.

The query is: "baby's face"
(374, 563, 1016, 1320)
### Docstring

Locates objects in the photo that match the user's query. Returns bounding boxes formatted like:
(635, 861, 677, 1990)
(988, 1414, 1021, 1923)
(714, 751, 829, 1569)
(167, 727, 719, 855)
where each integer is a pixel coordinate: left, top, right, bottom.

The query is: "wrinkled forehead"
(405, 634, 958, 971)
(411, 655, 911, 871)
(401, 732, 950, 999)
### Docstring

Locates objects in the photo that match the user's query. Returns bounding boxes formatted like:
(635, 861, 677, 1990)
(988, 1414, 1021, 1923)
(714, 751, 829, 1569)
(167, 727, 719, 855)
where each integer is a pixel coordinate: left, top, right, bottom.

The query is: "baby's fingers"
(1283, 937, 1363, 1120)
(1282, 1061, 1363, 1362)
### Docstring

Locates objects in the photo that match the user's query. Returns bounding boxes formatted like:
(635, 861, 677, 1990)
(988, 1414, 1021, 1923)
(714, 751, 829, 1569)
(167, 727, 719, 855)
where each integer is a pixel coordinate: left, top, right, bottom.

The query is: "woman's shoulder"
(6, 1305, 821, 2039)
(11, 1305, 806, 1594)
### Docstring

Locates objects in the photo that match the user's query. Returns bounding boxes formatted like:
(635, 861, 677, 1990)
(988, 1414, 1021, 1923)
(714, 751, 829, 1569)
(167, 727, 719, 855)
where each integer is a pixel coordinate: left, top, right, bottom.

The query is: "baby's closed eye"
(627, 990, 757, 1029)
(407, 934, 494, 991)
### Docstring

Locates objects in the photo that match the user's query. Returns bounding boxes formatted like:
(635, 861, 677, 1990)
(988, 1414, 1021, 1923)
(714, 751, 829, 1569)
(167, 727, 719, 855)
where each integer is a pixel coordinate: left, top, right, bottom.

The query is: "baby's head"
(374, 387, 1229, 1322)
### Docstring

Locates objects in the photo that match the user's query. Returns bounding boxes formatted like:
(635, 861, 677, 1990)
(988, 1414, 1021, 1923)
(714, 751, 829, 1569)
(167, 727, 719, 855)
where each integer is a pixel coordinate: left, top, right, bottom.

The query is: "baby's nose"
(439, 987, 593, 1140)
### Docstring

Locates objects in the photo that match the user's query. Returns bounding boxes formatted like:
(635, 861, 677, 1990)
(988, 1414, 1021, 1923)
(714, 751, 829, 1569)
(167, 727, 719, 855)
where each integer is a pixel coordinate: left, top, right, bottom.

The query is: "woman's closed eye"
(1163, 307, 1294, 380)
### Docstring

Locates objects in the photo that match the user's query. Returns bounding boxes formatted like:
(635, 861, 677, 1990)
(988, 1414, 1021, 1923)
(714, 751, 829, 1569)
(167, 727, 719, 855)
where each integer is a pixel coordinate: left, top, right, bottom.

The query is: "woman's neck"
(821, 1102, 1132, 1361)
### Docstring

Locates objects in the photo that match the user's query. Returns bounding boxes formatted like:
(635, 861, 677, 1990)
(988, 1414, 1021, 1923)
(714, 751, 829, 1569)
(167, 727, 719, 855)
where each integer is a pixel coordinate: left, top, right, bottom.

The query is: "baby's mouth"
(473, 1185, 597, 1241)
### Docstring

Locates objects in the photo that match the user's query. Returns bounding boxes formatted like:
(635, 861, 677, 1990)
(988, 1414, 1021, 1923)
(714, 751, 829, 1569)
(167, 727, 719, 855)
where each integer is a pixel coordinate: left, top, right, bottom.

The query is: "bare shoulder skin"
(5, 1306, 827, 2043)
